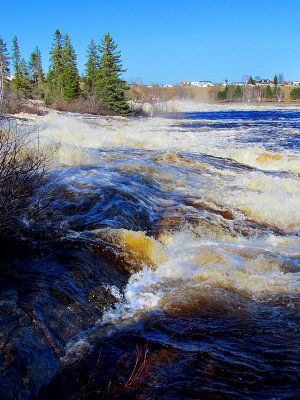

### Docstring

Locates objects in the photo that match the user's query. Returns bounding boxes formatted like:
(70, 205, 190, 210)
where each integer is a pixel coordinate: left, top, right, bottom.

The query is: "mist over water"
(3, 108, 300, 399)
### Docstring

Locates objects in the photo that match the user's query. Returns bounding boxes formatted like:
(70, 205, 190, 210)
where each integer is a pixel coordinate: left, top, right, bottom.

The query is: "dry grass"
(109, 344, 149, 394)
(128, 84, 300, 105)
(75, 344, 150, 399)
(0, 89, 45, 115)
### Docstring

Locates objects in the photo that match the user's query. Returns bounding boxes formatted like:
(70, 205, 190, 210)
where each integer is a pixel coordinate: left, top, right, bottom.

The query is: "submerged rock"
(0, 241, 129, 399)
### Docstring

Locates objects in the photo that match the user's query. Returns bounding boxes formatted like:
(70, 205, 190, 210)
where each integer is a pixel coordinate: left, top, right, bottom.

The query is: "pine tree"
(61, 34, 80, 102)
(47, 29, 64, 100)
(97, 33, 130, 115)
(85, 39, 101, 94)
(0, 36, 10, 106)
(28, 47, 44, 98)
(273, 74, 278, 86)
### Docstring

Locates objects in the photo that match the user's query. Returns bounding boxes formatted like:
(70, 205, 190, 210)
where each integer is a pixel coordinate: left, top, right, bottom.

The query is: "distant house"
(292, 81, 300, 86)
(190, 81, 213, 87)
(257, 79, 273, 85)
(180, 81, 214, 87)
(180, 81, 191, 86)
(231, 82, 244, 86)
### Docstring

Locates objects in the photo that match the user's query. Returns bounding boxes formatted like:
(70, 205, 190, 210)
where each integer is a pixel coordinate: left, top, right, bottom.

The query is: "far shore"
(2, 99, 300, 122)
(134, 99, 300, 114)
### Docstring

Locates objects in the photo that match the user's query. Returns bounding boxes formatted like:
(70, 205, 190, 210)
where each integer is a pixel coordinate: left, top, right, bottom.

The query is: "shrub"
(0, 88, 45, 115)
(0, 119, 51, 238)
(264, 85, 275, 100)
(47, 96, 117, 115)
(290, 87, 300, 100)
(217, 86, 228, 101)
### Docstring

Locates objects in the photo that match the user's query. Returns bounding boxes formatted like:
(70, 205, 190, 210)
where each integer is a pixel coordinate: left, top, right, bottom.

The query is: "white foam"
(102, 230, 300, 324)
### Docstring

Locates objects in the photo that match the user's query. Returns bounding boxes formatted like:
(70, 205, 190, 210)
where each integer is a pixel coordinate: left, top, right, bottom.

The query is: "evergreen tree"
(233, 85, 243, 100)
(290, 87, 300, 100)
(11, 36, 22, 89)
(97, 33, 130, 115)
(11, 37, 30, 95)
(47, 29, 64, 100)
(247, 76, 255, 85)
(19, 58, 31, 96)
(0, 36, 10, 77)
(265, 85, 275, 100)
(28, 47, 44, 98)
(273, 74, 278, 86)
(217, 85, 228, 101)
(61, 34, 80, 101)
(85, 39, 101, 93)
(0, 36, 10, 106)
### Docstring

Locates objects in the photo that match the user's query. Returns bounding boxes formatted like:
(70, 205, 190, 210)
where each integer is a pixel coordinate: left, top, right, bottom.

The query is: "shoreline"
(2, 100, 300, 121)
(139, 99, 300, 113)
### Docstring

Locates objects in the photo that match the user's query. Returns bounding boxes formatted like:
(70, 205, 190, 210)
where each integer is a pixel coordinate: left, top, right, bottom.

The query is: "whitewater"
(6, 105, 300, 399)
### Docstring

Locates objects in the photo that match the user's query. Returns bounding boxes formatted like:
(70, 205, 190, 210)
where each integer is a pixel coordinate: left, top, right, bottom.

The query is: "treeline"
(213, 84, 284, 103)
(0, 30, 130, 115)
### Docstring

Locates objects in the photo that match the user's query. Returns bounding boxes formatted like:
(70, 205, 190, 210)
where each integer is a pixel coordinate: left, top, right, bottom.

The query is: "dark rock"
(0, 241, 129, 399)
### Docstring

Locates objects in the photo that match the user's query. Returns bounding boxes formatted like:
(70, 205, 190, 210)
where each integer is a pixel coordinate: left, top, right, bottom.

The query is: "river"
(1, 108, 299, 399)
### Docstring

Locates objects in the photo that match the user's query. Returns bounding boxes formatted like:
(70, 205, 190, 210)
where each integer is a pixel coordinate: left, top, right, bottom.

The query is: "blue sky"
(2, 0, 300, 83)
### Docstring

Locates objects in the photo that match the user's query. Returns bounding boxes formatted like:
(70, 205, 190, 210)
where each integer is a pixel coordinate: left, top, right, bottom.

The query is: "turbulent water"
(2, 108, 300, 399)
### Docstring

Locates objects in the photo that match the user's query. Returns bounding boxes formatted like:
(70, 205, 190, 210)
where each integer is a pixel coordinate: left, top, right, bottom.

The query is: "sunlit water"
(14, 110, 300, 398)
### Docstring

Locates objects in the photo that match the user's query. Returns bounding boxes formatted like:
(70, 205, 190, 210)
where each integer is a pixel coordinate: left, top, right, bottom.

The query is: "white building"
(190, 81, 213, 87)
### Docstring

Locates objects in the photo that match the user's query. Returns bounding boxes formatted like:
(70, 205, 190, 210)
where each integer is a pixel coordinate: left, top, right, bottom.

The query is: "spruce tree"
(273, 74, 278, 86)
(61, 34, 80, 102)
(12, 36, 22, 90)
(0, 36, 10, 77)
(47, 29, 64, 100)
(247, 76, 255, 85)
(265, 85, 275, 100)
(97, 33, 130, 115)
(85, 39, 101, 94)
(233, 85, 243, 100)
(28, 47, 44, 98)
(12, 37, 30, 95)
(20, 58, 31, 96)
(0, 36, 10, 106)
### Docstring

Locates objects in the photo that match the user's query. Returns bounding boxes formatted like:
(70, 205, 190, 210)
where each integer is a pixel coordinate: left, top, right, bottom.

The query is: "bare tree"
(274, 87, 284, 102)
(0, 58, 3, 108)
(0, 119, 51, 237)
(253, 85, 265, 102)
(278, 73, 284, 84)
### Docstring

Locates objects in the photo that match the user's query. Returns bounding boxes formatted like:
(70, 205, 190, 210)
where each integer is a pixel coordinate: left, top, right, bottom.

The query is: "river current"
(1, 108, 300, 399)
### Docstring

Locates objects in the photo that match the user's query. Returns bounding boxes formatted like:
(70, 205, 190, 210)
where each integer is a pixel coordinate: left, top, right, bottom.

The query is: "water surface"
(3, 109, 300, 399)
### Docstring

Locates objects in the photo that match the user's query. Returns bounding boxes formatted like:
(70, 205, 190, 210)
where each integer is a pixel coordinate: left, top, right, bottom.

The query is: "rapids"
(1, 108, 300, 399)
